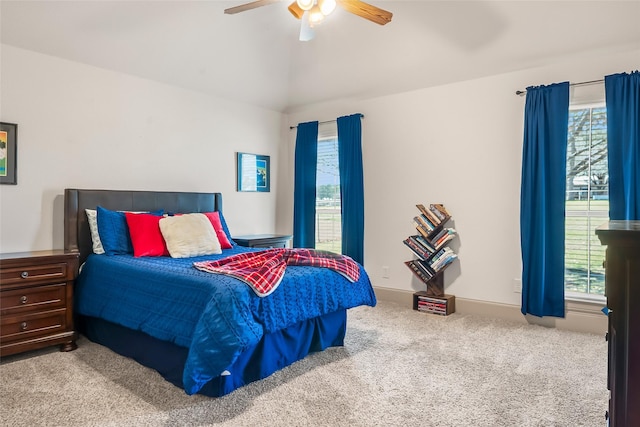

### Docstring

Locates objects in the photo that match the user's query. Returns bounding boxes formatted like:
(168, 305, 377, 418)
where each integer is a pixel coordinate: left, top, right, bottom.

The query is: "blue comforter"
(75, 246, 376, 394)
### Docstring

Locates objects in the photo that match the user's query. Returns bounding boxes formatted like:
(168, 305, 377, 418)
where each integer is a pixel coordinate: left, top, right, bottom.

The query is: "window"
(315, 125, 341, 253)
(565, 105, 608, 298)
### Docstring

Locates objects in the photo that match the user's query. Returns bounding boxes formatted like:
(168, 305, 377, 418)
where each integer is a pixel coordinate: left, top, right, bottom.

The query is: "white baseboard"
(373, 286, 608, 335)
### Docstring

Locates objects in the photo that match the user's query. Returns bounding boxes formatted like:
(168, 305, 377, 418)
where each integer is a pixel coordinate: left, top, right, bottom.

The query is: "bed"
(64, 188, 376, 397)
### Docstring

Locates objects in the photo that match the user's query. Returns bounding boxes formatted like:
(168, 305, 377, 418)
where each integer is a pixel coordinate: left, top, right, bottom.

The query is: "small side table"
(233, 234, 293, 249)
(0, 250, 79, 357)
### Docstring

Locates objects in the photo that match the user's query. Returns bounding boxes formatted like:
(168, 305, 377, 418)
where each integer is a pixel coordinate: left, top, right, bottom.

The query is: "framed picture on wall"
(0, 122, 18, 185)
(236, 152, 270, 192)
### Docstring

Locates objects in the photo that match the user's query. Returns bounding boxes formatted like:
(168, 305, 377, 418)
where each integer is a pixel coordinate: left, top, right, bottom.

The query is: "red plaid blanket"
(193, 248, 360, 297)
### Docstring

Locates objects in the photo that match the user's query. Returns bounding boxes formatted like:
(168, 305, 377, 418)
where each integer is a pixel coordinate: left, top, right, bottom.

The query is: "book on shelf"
(416, 259, 436, 276)
(408, 235, 435, 257)
(428, 227, 448, 244)
(417, 300, 446, 310)
(429, 246, 449, 262)
(417, 294, 448, 304)
(405, 260, 434, 282)
(405, 261, 429, 282)
(415, 235, 437, 254)
(418, 306, 446, 314)
(417, 309, 447, 315)
(403, 238, 429, 260)
(418, 303, 446, 311)
(425, 252, 456, 273)
(434, 256, 457, 272)
(416, 204, 441, 227)
(430, 249, 457, 272)
(431, 203, 450, 220)
(433, 229, 457, 250)
(417, 308, 447, 315)
(414, 222, 431, 239)
(414, 215, 435, 232)
(423, 227, 456, 251)
(416, 302, 447, 315)
(428, 204, 447, 222)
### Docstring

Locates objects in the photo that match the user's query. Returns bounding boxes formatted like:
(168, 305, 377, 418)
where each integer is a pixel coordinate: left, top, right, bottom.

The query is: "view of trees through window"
(565, 105, 608, 297)
(316, 137, 342, 253)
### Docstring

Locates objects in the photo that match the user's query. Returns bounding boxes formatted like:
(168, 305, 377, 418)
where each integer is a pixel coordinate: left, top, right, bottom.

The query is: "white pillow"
(85, 209, 105, 255)
(159, 213, 222, 258)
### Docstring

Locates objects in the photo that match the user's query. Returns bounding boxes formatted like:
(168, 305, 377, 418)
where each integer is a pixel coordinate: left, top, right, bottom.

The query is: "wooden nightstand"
(233, 234, 293, 249)
(0, 250, 79, 357)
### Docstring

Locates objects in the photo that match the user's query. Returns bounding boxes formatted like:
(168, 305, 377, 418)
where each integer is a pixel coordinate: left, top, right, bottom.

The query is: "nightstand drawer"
(0, 283, 66, 315)
(0, 262, 70, 286)
(0, 308, 68, 341)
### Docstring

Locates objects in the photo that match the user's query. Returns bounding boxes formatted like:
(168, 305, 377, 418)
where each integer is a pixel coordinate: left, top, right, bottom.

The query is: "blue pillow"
(96, 206, 163, 255)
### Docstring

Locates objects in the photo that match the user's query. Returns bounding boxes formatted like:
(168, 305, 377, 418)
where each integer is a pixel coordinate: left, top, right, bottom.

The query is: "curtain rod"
(515, 79, 604, 96)
(289, 114, 365, 130)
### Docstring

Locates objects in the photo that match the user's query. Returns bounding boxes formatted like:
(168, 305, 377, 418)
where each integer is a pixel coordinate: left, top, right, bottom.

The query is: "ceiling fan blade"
(224, 0, 281, 15)
(299, 11, 315, 41)
(288, 1, 304, 19)
(336, 0, 392, 25)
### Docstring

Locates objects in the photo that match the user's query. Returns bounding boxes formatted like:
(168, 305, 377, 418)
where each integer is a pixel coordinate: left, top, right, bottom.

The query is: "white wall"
(0, 45, 283, 253)
(2, 42, 637, 309)
(281, 47, 640, 307)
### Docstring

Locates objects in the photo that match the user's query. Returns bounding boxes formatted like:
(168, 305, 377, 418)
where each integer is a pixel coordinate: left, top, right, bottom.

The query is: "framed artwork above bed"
(236, 152, 270, 192)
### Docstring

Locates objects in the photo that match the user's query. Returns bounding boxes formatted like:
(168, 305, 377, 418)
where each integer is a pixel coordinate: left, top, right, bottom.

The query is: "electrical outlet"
(382, 266, 390, 279)
(513, 278, 522, 293)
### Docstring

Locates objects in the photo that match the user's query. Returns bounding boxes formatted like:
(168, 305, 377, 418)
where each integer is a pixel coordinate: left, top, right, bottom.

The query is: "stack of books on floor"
(414, 291, 456, 316)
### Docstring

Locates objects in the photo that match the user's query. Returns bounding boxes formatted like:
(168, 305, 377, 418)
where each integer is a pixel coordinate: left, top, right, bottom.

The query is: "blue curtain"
(337, 114, 365, 264)
(605, 71, 640, 220)
(293, 121, 319, 248)
(520, 82, 569, 318)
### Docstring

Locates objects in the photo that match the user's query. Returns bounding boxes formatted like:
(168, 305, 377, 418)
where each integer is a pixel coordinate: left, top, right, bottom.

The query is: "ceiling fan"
(224, 0, 393, 41)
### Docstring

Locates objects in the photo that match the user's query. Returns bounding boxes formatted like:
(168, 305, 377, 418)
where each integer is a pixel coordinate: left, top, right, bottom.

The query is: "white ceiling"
(1, 1, 639, 112)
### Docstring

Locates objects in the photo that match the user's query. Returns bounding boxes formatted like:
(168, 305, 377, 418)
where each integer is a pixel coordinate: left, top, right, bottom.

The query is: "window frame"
(564, 101, 608, 303)
(315, 123, 342, 253)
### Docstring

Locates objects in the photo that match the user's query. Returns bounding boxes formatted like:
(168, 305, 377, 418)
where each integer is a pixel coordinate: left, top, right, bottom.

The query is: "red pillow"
(125, 212, 169, 257)
(203, 212, 233, 249)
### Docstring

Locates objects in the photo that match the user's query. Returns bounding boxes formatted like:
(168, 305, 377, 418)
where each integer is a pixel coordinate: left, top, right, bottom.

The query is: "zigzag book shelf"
(404, 203, 458, 316)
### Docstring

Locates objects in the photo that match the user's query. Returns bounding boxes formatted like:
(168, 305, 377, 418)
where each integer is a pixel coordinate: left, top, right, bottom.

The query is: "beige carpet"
(0, 300, 608, 426)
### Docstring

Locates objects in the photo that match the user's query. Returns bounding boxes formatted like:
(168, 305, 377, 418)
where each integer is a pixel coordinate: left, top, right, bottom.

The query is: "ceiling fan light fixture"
(299, 11, 315, 41)
(309, 4, 325, 25)
(296, 0, 314, 11)
(318, 0, 336, 16)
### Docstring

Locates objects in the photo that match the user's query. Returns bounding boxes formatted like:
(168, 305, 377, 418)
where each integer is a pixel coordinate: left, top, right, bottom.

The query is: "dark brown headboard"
(64, 189, 223, 264)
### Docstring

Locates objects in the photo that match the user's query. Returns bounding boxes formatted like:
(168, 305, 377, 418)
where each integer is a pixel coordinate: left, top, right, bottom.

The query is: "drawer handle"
(20, 271, 29, 279)
(20, 295, 28, 304)
(20, 322, 28, 331)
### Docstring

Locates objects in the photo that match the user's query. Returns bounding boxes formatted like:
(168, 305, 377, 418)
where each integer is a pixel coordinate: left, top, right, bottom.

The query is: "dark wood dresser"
(596, 221, 640, 427)
(0, 250, 79, 357)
